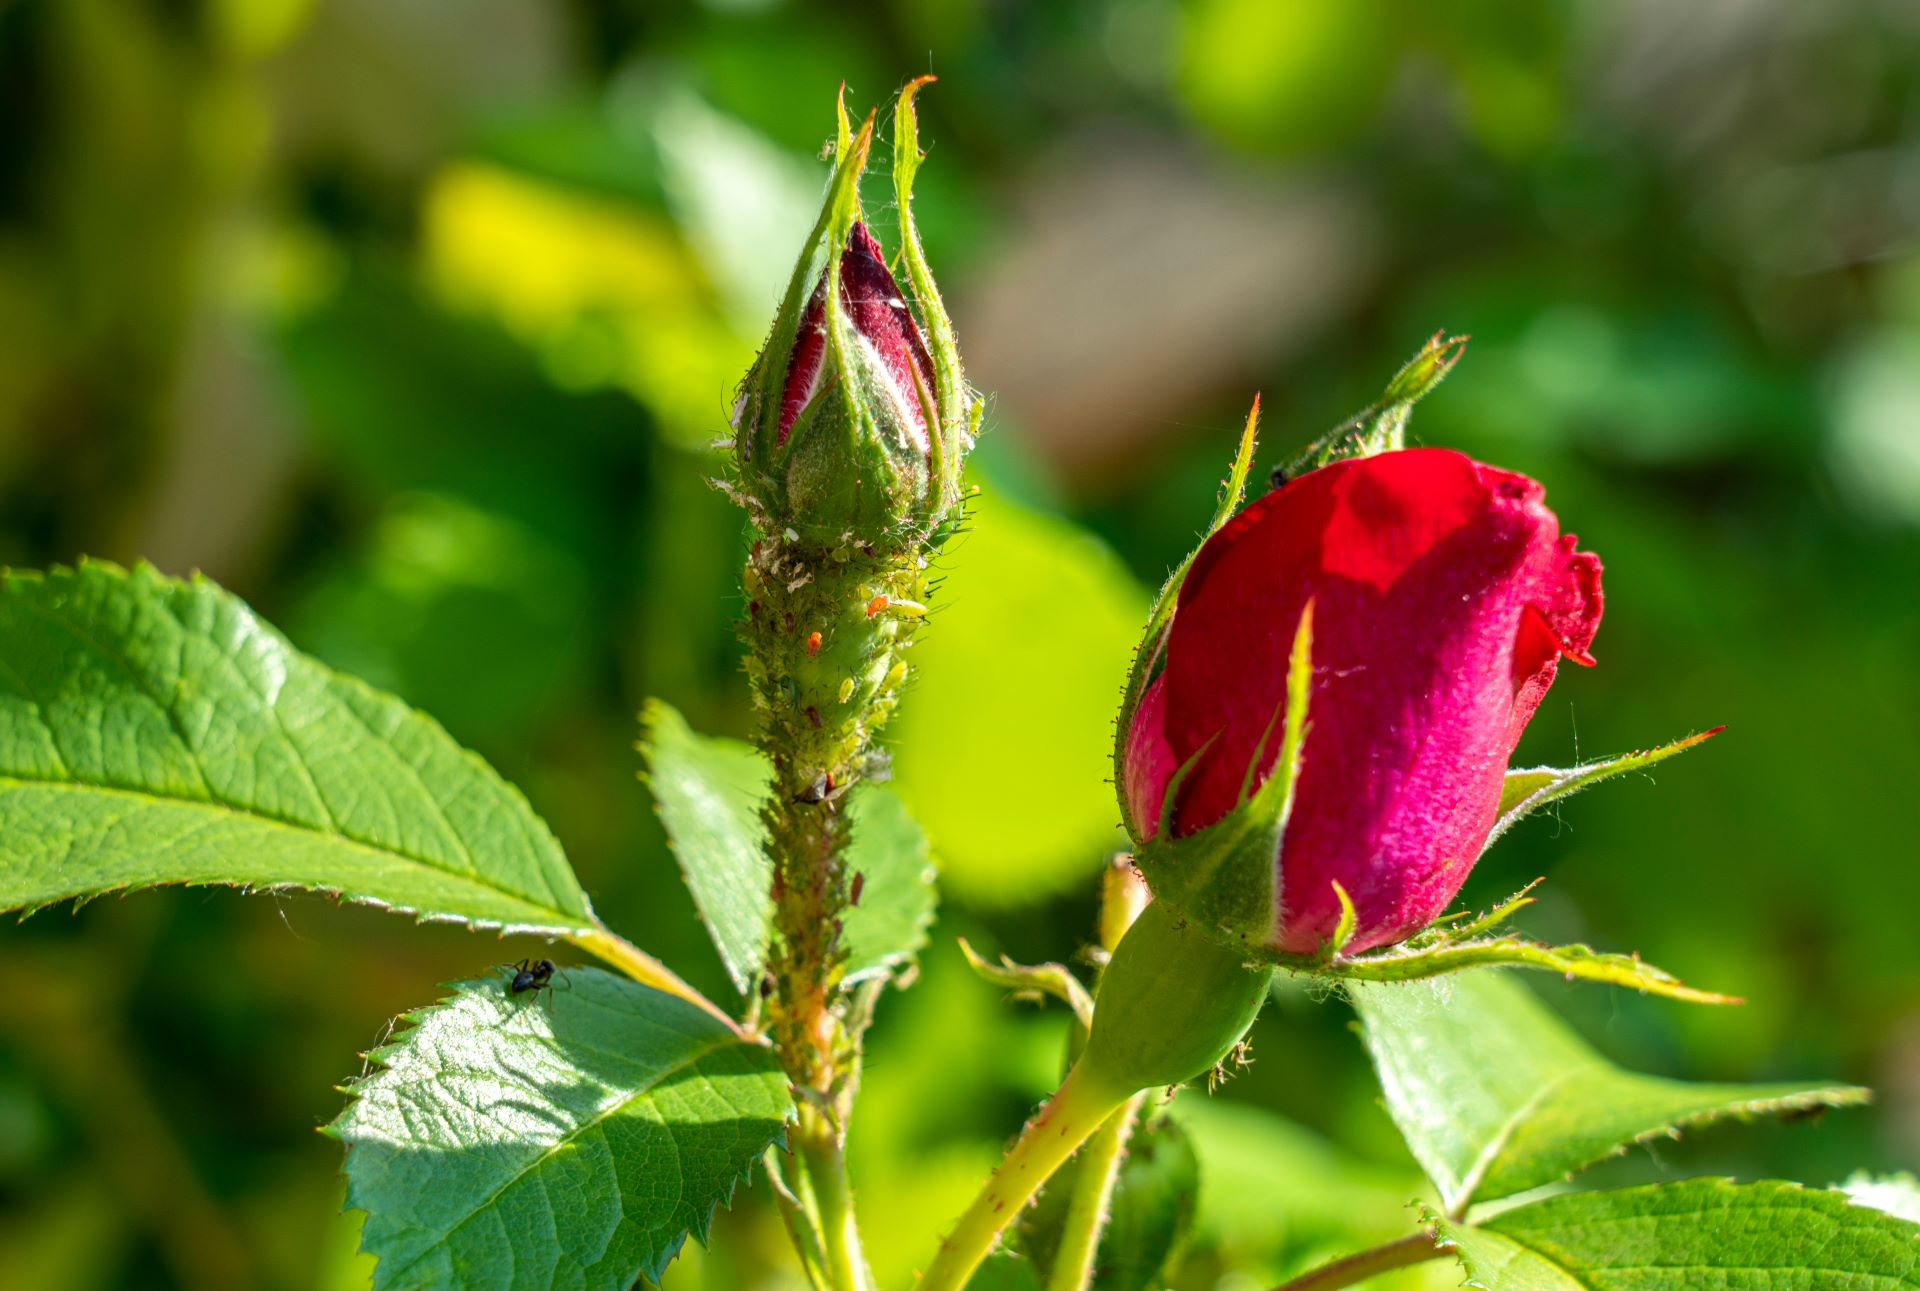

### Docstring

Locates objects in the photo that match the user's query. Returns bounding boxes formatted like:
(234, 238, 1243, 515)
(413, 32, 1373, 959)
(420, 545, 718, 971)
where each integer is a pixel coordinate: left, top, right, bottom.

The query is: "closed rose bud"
(1124, 448, 1603, 956)
(734, 81, 974, 551)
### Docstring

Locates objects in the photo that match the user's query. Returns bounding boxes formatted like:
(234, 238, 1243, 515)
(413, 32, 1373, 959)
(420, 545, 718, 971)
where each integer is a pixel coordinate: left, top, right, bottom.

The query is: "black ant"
(500, 958, 565, 1004)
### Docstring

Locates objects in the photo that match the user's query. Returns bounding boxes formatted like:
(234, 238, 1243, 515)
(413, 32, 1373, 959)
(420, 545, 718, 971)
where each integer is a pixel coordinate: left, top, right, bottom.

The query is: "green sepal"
(957, 937, 1095, 1030)
(735, 96, 873, 482)
(1487, 726, 1724, 853)
(1080, 899, 1274, 1095)
(1113, 399, 1261, 842)
(1259, 880, 1741, 1006)
(778, 360, 932, 548)
(1130, 601, 1312, 951)
(893, 74, 971, 513)
(1275, 330, 1468, 481)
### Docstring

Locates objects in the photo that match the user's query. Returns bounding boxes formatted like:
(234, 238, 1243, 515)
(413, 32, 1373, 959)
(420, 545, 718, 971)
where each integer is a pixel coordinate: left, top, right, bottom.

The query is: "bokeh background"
(3, 1, 1919, 1287)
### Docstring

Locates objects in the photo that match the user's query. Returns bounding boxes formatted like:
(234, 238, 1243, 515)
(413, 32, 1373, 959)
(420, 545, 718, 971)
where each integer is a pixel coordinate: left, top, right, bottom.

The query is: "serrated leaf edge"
(1, 559, 598, 935)
(1451, 1079, 1873, 1216)
(1427, 1178, 1920, 1289)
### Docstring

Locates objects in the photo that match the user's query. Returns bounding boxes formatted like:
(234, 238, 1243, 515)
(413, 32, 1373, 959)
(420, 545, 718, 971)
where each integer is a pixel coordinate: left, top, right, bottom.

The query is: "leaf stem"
(796, 1104, 875, 1291)
(765, 1147, 831, 1291)
(1270, 1232, 1446, 1291)
(1045, 1093, 1145, 1291)
(918, 1063, 1131, 1291)
(571, 924, 743, 1035)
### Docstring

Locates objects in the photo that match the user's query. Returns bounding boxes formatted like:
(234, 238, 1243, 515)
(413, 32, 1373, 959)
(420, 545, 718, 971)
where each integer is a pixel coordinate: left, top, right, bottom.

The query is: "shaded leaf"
(1489, 728, 1722, 853)
(1098, 1110, 1201, 1291)
(965, 1252, 1044, 1291)
(1019, 1108, 1196, 1291)
(1433, 1179, 1920, 1288)
(0, 561, 594, 936)
(330, 967, 791, 1290)
(1352, 971, 1868, 1214)
(1169, 1095, 1433, 1272)
(640, 699, 936, 994)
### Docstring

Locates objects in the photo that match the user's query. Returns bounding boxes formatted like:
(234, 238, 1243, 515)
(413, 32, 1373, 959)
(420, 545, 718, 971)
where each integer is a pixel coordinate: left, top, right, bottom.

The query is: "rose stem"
(917, 1063, 1132, 1291)
(1271, 1232, 1447, 1291)
(1046, 1092, 1146, 1291)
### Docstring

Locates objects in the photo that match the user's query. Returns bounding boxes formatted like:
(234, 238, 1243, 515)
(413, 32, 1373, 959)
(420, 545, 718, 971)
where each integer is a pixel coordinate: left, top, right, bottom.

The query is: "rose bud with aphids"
(1122, 447, 1604, 956)
(733, 81, 974, 551)
(731, 81, 980, 1103)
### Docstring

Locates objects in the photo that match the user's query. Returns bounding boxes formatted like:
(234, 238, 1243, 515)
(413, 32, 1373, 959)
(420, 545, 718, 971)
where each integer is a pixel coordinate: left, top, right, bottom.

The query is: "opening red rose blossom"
(1124, 448, 1604, 955)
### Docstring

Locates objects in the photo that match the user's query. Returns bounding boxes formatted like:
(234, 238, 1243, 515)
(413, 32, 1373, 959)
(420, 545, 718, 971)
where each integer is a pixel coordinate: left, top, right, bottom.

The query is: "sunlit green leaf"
(641, 699, 936, 993)
(330, 968, 790, 1290)
(1352, 971, 1869, 1214)
(1432, 1179, 1920, 1288)
(0, 561, 595, 936)
(1169, 1094, 1433, 1274)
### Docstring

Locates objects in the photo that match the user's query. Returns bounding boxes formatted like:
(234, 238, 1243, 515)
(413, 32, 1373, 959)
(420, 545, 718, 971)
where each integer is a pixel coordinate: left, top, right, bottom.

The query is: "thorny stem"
(1046, 1093, 1146, 1291)
(570, 924, 742, 1036)
(743, 537, 922, 1085)
(1270, 1232, 1447, 1291)
(917, 1063, 1132, 1291)
(741, 534, 929, 1290)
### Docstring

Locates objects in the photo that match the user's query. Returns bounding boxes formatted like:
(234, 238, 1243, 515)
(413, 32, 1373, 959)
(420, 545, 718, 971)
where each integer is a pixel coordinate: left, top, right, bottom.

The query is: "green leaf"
(639, 700, 768, 992)
(0, 561, 594, 935)
(1351, 970, 1869, 1214)
(1432, 1179, 1920, 1288)
(1168, 1095, 1433, 1270)
(330, 966, 791, 1290)
(640, 699, 936, 994)
(965, 1252, 1045, 1291)
(1489, 727, 1723, 852)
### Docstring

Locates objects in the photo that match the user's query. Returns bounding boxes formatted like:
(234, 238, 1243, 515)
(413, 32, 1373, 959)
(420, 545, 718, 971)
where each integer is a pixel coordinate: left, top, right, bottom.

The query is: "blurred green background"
(2, 1, 1918, 1287)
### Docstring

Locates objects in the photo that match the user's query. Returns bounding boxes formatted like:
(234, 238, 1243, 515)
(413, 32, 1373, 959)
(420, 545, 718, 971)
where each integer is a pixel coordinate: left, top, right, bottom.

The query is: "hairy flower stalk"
(729, 81, 975, 1288)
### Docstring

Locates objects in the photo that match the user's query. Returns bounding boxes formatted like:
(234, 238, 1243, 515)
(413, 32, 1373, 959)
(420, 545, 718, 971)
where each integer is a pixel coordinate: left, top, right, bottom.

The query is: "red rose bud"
(777, 220, 939, 453)
(1124, 448, 1603, 956)
(733, 81, 974, 549)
